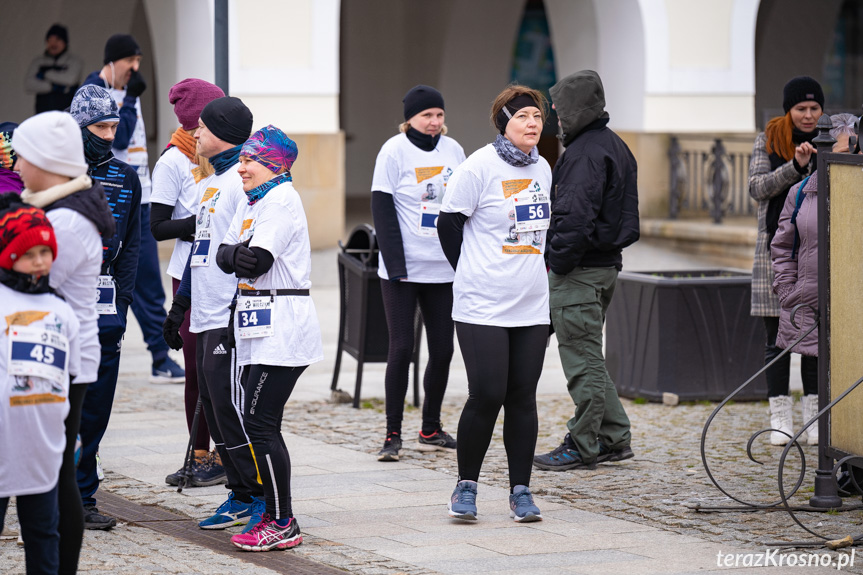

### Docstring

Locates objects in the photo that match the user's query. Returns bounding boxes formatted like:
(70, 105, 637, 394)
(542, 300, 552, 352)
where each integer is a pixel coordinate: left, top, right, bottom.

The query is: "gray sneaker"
(448, 480, 478, 520)
(509, 486, 542, 522)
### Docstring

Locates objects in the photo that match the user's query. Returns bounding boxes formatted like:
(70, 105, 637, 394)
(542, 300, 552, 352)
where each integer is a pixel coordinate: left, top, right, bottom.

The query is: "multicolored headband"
(0, 131, 16, 170)
(241, 125, 298, 174)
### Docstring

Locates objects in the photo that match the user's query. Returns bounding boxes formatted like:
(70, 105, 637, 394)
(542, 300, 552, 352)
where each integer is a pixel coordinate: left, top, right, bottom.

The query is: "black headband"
(494, 94, 540, 134)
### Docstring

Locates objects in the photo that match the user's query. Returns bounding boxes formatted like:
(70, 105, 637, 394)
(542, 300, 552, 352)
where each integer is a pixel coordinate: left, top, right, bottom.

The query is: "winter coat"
(24, 49, 84, 113)
(546, 70, 639, 275)
(748, 132, 811, 317)
(771, 173, 818, 356)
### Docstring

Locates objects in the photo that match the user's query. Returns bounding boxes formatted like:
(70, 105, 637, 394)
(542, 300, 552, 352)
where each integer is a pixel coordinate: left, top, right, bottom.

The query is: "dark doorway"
(511, 0, 559, 167)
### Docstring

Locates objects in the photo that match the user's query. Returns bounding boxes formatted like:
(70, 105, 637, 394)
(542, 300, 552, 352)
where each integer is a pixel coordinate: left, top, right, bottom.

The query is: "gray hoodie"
(549, 70, 609, 147)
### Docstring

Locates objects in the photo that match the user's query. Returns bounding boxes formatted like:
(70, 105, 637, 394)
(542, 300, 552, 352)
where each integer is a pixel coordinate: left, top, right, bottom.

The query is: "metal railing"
(669, 134, 758, 223)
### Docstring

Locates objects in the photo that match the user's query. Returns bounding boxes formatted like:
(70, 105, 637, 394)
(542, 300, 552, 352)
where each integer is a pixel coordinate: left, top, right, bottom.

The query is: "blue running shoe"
(448, 480, 478, 520)
(198, 492, 253, 530)
(150, 356, 185, 384)
(240, 496, 266, 534)
(533, 433, 597, 471)
(509, 485, 542, 522)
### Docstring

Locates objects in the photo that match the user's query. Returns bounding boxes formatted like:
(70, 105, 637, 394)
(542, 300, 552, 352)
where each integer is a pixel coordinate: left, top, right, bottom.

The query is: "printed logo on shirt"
(200, 187, 219, 203)
(191, 166, 208, 183)
(4, 311, 50, 335)
(501, 179, 532, 199)
(415, 166, 444, 183)
(213, 343, 227, 355)
(500, 179, 545, 255)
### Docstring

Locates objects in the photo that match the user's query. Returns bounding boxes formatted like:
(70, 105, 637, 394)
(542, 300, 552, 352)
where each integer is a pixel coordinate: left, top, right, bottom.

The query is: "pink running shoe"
(230, 514, 302, 552)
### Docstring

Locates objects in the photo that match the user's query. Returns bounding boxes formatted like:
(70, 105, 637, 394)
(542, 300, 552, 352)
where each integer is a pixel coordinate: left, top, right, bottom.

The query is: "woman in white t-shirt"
(370, 85, 466, 462)
(149, 78, 225, 483)
(216, 125, 322, 552)
(438, 85, 552, 524)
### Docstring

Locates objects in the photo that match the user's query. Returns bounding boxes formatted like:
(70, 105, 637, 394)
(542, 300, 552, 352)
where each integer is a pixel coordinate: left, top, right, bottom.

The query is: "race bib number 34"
(237, 296, 274, 339)
(8, 326, 69, 385)
(513, 190, 550, 233)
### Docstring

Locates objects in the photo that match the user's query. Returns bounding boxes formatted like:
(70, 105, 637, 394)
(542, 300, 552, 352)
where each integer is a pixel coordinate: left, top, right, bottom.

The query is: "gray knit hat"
(70, 85, 120, 128)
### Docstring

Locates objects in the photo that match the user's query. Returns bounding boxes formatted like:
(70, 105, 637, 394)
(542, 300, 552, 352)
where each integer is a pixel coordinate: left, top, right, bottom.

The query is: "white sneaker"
(801, 394, 819, 446)
(768, 395, 794, 446)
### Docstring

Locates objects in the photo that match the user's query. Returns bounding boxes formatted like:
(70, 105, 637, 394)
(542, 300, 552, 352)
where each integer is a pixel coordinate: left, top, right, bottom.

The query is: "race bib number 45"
(8, 326, 69, 385)
(237, 296, 274, 339)
(513, 190, 550, 233)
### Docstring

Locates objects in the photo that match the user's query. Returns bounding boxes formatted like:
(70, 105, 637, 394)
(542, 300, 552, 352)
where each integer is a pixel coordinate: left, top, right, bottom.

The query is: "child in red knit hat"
(0, 192, 80, 574)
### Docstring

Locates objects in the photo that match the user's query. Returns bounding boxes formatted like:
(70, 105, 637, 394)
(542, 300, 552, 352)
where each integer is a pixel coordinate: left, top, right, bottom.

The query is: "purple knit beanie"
(168, 79, 225, 130)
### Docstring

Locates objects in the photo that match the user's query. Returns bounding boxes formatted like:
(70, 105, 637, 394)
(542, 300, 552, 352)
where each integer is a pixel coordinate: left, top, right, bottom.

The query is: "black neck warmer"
(0, 267, 53, 294)
(406, 127, 440, 152)
(210, 145, 242, 176)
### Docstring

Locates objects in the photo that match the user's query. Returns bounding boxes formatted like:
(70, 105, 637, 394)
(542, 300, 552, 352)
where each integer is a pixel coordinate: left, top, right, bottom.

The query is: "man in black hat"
(82, 35, 188, 384)
(24, 24, 84, 113)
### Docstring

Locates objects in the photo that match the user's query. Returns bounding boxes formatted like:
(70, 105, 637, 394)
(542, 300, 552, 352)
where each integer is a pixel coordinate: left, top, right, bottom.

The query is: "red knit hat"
(0, 194, 57, 270)
(169, 79, 225, 131)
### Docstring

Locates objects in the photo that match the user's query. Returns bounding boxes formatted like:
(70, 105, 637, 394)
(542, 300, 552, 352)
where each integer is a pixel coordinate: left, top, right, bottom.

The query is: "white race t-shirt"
(223, 180, 323, 367)
(371, 133, 465, 282)
(441, 144, 552, 327)
(151, 146, 206, 280)
(0, 284, 79, 498)
(190, 166, 246, 333)
(47, 208, 101, 383)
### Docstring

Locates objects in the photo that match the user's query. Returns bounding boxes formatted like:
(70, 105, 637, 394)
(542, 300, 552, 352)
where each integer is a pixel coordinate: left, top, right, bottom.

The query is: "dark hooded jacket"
(546, 70, 640, 274)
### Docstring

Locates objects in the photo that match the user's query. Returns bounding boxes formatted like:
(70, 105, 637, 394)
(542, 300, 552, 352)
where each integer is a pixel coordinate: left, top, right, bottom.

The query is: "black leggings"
(241, 364, 306, 521)
(197, 329, 262, 501)
(58, 383, 86, 575)
(455, 322, 547, 487)
(380, 281, 454, 435)
(763, 316, 818, 397)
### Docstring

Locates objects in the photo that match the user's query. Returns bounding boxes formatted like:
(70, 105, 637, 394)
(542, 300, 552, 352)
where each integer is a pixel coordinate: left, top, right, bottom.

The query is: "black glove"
(125, 70, 147, 99)
(162, 294, 190, 351)
(233, 245, 258, 277)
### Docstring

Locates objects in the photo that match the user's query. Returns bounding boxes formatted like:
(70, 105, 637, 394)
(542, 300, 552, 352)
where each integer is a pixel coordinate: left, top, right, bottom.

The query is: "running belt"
(239, 288, 310, 297)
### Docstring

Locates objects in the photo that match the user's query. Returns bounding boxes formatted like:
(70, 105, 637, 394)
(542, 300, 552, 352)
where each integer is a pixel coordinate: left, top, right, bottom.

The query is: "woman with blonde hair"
(438, 84, 552, 522)
(371, 85, 466, 462)
(748, 76, 823, 446)
(149, 78, 226, 486)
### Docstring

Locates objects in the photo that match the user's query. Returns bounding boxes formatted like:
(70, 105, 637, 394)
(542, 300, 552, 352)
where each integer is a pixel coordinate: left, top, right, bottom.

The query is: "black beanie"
(104, 34, 141, 64)
(46, 24, 68, 45)
(403, 85, 445, 122)
(200, 97, 254, 146)
(783, 76, 824, 114)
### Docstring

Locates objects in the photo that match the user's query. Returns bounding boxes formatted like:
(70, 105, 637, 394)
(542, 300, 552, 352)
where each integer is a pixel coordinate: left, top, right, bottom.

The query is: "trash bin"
(330, 224, 422, 408)
(606, 269, 767, 402)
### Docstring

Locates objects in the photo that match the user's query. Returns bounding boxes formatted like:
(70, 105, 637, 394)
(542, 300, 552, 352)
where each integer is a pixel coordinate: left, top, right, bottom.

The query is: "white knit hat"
(12, 111, 88, 178)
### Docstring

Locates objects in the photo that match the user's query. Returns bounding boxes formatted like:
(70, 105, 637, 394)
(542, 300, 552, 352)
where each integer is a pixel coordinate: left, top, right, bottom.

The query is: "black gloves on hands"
(162, 294, 190, 351)
(233, 245, 258, 277)
(125, 70, 147, 99)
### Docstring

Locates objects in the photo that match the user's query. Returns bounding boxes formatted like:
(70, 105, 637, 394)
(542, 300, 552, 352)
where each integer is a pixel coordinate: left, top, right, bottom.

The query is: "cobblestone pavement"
(286, 393, 863, 571)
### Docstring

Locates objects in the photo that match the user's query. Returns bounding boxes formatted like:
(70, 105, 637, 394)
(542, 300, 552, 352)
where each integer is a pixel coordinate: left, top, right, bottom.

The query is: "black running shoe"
(418, 429, 457, 451)
(192, 453, 228, 487)
(596, 443, 635, 463)
(533, 433, 597, 471)
(83, 505, 117, 530)
(378, 432, 402, 461)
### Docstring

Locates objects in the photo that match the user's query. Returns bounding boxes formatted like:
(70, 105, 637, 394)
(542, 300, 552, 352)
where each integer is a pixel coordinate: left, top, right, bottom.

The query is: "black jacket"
(546, 70, 639, 274)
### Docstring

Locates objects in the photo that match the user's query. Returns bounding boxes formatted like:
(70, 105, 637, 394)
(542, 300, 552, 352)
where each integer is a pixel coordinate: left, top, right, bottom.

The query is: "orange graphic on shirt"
(501, 179, 532, 199)
(11, 394, 66, 406)
(5, 311, 50, 335)
(200, 187, 219, 203)
(415, 167, 444, 183)
(241, 219, 254, 232)
(191, 167, 208, 183)
(502, 245, 542, 255)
